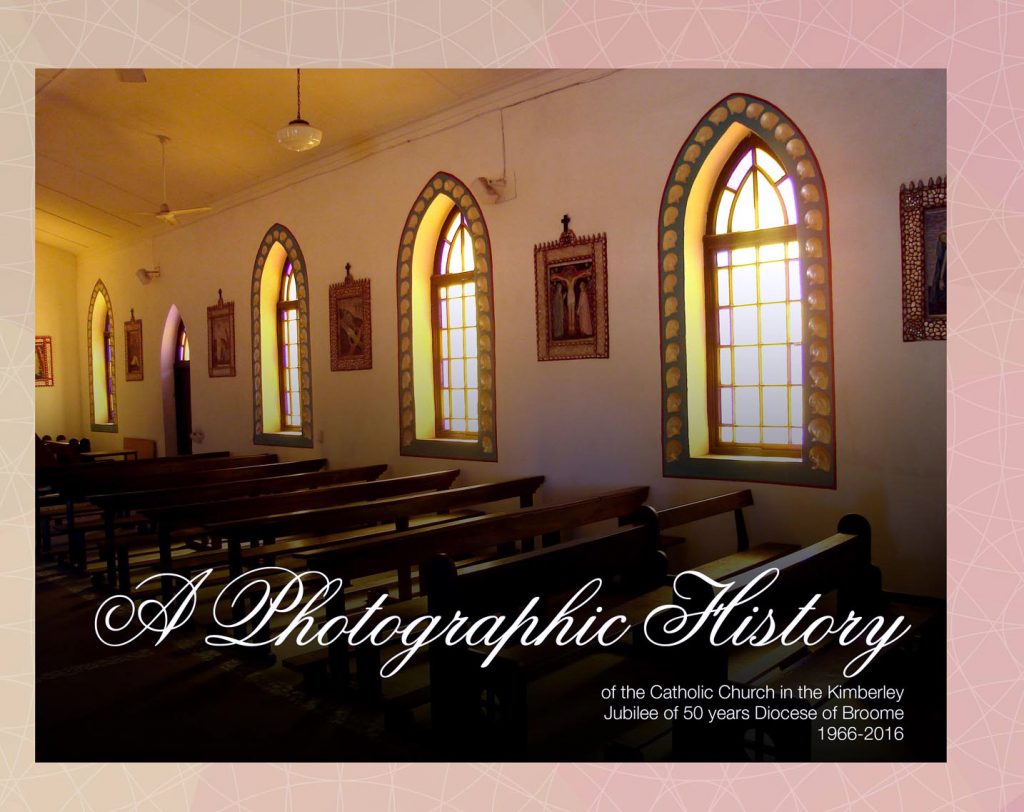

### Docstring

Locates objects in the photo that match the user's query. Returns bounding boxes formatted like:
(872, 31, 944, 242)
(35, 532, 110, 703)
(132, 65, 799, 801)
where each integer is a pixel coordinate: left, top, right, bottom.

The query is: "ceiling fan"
(137, 135, 212, 226)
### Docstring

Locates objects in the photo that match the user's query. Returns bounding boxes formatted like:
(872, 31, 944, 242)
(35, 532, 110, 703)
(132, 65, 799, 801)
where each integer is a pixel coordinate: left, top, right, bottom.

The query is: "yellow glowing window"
(707, 137, 801, 455)
(176, 319, 190, 362)
(278, 262, 301, 431)
(432, 208, 479, 438)
(103, 311, 115, 421)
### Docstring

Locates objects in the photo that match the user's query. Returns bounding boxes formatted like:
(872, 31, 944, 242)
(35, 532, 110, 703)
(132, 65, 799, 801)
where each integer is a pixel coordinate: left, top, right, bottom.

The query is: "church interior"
(34, 68, 946, 762)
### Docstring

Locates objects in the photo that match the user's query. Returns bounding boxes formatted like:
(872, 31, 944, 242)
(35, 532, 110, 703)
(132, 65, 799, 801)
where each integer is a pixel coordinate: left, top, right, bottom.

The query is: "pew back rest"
(85, 459, 325, 500)
(657, 489, 754, 552)
(209, 475, 546, 542)
(300, 485, 650, 584)
(147, 468, 459, 528)
(427, 523, 665, 617)
(121, 464, 389, 515)
(52, 453, 274, 494)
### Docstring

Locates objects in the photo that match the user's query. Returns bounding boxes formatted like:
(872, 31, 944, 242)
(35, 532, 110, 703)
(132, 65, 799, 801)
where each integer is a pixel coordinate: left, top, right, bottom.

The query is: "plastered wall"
(56, 70, 945, 596)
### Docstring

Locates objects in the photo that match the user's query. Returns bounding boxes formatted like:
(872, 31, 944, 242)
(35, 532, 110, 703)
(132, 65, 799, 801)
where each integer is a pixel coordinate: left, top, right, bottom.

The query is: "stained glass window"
(432, 207, 479, 437)
(707, 137, 801, 455)
(278, 261, 301, 431)
(103, 311, 115, 421)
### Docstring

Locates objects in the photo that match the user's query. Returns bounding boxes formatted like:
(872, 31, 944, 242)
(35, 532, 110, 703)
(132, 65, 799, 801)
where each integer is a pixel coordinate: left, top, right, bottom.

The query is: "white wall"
(66, 69, 945, 596)
(35, 242, 82, 439)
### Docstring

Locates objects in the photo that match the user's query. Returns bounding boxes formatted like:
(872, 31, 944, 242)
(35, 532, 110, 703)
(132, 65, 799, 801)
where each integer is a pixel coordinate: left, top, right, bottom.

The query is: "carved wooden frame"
(35, 335, 53, 387)
(534, 227, 609, 361)
(124, 310, 143, 381)
(329, 273, 372, 371)
(207, 290, 236, 378)
(900, 177, 947, 342)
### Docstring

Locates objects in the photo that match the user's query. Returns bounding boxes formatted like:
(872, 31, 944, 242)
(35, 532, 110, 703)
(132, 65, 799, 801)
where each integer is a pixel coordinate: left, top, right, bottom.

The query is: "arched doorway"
(173, 318, 192, 454)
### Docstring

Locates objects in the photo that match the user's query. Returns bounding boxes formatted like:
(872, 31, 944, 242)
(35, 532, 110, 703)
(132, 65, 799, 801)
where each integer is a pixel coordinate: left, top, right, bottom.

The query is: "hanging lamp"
(276, 68, 322, 152)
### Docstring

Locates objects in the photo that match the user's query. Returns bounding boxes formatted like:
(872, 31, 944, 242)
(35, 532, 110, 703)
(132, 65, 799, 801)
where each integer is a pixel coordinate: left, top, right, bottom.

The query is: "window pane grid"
(278, 256, 300, 429)
(714, 236, 802, 449)
(434, 209, 479, 437)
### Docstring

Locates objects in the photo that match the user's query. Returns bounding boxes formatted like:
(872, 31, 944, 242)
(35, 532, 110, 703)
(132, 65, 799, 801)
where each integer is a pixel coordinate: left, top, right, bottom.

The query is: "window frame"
(703, 134, 801, 459)
(657, 94, 836, 488)
(277, 262, 301, 432)
(396, 172, 497, 462)
(430, 207, 479, 440)
(250, 223, 314, 448)
(87, 279, 117, 432)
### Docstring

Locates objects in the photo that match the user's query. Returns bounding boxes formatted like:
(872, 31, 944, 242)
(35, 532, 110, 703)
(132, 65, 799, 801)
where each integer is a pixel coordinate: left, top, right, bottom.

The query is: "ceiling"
(35, 68, 544, 256)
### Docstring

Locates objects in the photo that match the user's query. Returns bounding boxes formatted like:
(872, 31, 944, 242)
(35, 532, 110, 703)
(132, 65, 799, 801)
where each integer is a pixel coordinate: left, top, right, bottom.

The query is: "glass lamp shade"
(276, 119, 323, 152)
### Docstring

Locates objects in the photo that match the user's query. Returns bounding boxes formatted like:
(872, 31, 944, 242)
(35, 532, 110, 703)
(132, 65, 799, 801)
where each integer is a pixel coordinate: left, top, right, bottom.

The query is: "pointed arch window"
(250, 223, 313, 448)
(706, 135, 802, 455)
(278, 261, 301, 431)
(658, 95, 836, 487)
(396, 172, 497, 461)
(432, 208, 480, 438)
(87, 280, 117, 432)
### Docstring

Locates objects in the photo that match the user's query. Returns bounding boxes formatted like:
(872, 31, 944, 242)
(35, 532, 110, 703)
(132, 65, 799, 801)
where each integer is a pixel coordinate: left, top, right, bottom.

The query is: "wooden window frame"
(431, 207, 478, 440)
(103, 310, 115, 422)
(704, 134, 800, 458)
(278, 262, 301, 432)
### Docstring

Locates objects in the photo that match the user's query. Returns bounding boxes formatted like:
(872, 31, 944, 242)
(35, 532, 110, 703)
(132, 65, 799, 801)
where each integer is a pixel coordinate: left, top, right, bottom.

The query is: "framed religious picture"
(329, 263, 372, 371)
(35, 335, 53, 387)
(534, 215, 609, 361)
(207, 288, 236, 377)
(124, 309, 144, 381)
(900, 176, 946, 341)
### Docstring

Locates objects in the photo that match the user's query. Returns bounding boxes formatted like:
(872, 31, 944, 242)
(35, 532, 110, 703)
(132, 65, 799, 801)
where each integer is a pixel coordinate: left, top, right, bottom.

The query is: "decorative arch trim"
(659, 94, 836, 487)
(87, 279, 117, 433)
(251, 223, 314, 448)
(397, 171, 497, 461)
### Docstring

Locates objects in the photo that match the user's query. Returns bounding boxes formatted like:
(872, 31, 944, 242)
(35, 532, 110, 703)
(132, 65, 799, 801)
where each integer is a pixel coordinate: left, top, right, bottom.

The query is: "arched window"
(432, 208, 480, 438)
(278, 261, 301, 431)
(251, 223, 313, 448)
(706, 135, 802, 455)
(658, 95, 835, 487)
(397, 172, 496, 461)
(87, 279, 117, 432)
(176, 318, 190, 362)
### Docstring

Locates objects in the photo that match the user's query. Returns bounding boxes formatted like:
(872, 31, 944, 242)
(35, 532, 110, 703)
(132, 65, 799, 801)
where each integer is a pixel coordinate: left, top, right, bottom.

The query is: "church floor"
(35, 565, 425, 763)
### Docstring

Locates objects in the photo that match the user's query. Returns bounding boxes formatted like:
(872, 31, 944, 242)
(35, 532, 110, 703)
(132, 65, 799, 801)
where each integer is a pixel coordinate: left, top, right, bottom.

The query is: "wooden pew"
(133, 468, 460, 596)
(293, 486, 647, 695)
(37, 449, 238, 558)
(420, 491, 798, 756)
(425, 520, 666, 754)
(604, 514, 936, 761)
(90, 462, 394, 591)
(174, 476, 547, 588)
(49, 454, 285, 571)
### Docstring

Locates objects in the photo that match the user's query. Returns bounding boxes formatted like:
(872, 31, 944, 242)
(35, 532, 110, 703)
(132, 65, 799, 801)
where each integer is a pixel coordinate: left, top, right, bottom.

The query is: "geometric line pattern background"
(3, 1, 1022, 808)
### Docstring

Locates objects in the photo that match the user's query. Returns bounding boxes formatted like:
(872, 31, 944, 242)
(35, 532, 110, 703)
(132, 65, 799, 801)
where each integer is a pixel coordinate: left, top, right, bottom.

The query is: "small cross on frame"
(558, 213, 576, 245)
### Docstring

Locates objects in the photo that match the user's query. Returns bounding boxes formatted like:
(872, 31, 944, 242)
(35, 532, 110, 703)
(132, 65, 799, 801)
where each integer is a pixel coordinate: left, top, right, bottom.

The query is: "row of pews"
(35, 451, 943, 761)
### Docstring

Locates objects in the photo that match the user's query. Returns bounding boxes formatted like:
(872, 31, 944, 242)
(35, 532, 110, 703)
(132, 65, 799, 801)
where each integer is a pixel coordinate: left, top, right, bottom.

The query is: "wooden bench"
(48, 454, 285, 570)
(420, 491, 797, 756)
(601, 513, 940, 761)
(293, 485, 648, 695)
(175, 476, 546, 588)
(89, 462, 393, 591)
(132, 468, 460, 597)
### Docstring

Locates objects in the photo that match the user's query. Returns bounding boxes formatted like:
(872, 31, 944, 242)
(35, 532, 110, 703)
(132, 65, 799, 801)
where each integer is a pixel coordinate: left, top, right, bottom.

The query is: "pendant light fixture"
(276, 68, 322, 152)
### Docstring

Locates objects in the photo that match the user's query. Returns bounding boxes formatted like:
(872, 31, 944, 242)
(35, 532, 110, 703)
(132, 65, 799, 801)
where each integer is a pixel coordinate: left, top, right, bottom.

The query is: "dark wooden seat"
(90, 463, 395, 591)
(290, 485, 648, 694)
